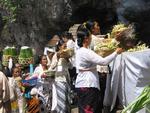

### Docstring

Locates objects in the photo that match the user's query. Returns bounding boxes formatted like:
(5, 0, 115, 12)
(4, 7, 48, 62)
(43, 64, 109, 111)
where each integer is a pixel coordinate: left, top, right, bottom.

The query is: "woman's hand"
(115, 48, 124, 54)
(24, 73, 30, 80)
(41, 73, 47, 78)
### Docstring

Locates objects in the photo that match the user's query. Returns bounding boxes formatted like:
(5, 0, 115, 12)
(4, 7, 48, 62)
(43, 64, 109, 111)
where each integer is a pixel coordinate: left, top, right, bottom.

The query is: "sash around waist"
(78, 67, 96, 72)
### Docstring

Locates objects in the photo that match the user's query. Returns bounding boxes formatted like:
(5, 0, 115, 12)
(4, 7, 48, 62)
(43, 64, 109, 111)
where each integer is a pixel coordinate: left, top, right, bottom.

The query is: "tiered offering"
(18, 46, 33, 67)
(2, 46, 18, 66)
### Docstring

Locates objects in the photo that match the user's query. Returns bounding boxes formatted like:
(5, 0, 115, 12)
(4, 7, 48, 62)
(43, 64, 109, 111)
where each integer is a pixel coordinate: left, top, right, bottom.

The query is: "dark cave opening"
(70, 6, 150, 46)
(70, 6, 118, 34)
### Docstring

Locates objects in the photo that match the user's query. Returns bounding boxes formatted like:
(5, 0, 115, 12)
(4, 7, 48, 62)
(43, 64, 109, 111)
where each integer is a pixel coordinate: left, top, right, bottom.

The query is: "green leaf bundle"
(122, 85, 150, 113)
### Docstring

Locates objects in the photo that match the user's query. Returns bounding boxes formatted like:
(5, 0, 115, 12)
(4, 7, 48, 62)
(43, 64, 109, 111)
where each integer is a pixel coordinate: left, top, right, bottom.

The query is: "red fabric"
(84, 105, 93, 113)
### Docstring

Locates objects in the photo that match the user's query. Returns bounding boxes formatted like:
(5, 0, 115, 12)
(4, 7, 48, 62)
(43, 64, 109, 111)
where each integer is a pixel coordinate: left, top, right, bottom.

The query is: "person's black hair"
(84, 20, 95, 32)
(2, 66, 12, 77)
(62, 31, 74, 42)
(11, 66, 18, 75)
(56, 39, 65, 51)
(36, 54, 47, 64)
(2, 63, 15, 77)
(77, 25, 91, 47)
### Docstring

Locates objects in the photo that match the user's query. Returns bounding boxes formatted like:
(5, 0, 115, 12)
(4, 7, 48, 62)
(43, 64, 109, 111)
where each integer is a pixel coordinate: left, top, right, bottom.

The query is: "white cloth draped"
(104, 49, 150, 113)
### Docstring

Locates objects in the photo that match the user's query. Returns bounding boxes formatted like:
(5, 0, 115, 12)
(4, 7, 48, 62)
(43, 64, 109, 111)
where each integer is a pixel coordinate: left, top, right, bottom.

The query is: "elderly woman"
(75, 25, 123, 113)
(26, 55, 53, 113)
(32, 55, 54, 113)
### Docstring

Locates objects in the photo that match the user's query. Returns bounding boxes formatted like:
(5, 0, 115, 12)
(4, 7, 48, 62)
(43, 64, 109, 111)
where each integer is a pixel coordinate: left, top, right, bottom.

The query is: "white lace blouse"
(75, 47, 117, 90)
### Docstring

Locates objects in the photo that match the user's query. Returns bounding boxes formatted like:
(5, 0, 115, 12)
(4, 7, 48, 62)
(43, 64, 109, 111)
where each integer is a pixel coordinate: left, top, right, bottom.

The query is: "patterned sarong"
(52, 82, 71, 113)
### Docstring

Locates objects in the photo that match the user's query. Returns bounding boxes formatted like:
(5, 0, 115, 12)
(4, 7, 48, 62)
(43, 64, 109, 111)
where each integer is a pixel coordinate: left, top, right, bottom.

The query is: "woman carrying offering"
(75, 25, 123, 113)
(31, 55, 53, 112)
(51, 39, 72, 113)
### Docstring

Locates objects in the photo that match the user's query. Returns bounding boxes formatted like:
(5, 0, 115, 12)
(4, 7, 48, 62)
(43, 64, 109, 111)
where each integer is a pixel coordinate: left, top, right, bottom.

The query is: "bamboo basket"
(18, 57, 33, 67)
(2, 47, 18, 66)
(2, 55, 18, 66)
(18, 46, 33, 67)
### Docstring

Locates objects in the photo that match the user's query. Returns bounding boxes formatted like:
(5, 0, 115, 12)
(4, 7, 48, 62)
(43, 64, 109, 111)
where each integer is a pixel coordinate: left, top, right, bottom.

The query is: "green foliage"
(19, 47, 33, 58)
(0, 0, 17, 23)
(3, 46, 17, 56)
(122, 85, 150, 113)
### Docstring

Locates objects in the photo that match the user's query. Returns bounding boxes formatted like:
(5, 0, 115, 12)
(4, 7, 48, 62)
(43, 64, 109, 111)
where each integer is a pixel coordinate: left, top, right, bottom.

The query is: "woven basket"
(2, 46, 18, 66)
(18, 46, 33, 67)
(18, 57, 33, 67)
(2, 55, 18, 66)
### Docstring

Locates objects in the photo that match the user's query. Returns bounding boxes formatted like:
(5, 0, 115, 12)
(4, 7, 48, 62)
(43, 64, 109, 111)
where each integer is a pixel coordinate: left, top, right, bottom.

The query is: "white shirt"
(90, 34, 101, 50)
(75, 47, 117, 90)
(90, 34, 110, 73)
(67, 39, 76, 67)
(67, 39, 75, 49)
(32, 64, 45, 83)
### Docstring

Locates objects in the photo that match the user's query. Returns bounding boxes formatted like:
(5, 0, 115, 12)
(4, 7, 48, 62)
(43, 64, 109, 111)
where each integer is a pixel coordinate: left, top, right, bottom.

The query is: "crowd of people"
(0, 20, 124, 113)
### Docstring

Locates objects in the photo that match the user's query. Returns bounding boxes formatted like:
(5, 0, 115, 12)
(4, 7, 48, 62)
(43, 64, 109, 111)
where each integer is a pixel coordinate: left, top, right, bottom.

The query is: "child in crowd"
(9, 67, 25, 113)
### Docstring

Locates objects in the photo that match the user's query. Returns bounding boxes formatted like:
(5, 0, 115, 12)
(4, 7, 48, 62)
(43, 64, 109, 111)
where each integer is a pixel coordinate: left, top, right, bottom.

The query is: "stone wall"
(0, 0, 72, 54)
(0, 0, 150, 55)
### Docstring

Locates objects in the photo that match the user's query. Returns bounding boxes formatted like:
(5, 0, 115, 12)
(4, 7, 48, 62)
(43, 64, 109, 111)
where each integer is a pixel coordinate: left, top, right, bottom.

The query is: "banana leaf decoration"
(122, 85, 150, 113)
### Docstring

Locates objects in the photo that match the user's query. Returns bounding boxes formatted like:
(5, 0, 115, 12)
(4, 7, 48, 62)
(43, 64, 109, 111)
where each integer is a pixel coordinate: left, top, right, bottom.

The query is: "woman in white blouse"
(51, 39, 72, 113)
(32, 55, 53, 113)
(75, 25, 123, 113)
